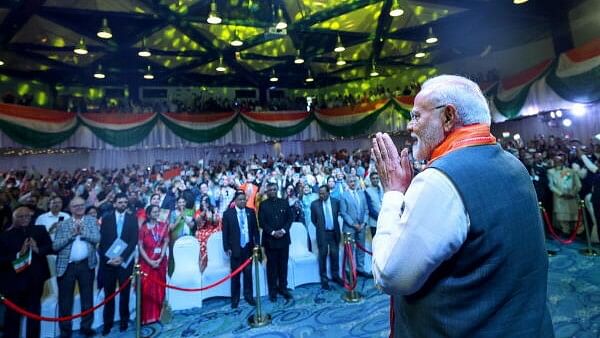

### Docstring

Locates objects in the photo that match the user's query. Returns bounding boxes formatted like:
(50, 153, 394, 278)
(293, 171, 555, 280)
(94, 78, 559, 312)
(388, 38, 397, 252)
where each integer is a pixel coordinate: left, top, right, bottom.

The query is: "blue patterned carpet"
(102, 241, 599, 338)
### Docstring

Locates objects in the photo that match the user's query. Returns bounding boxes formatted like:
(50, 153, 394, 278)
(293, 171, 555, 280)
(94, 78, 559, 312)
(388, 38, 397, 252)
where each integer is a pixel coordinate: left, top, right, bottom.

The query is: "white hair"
(420, 75, 491, 125)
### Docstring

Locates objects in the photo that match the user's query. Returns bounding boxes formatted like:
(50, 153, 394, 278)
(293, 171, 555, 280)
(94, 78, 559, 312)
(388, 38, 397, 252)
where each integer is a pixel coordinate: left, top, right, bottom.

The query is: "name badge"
(154, 248, 162, 254)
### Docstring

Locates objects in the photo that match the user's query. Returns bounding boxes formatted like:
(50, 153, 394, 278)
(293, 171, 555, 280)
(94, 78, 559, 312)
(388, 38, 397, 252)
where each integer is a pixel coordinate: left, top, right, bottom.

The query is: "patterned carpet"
(101, 241, 599, 338)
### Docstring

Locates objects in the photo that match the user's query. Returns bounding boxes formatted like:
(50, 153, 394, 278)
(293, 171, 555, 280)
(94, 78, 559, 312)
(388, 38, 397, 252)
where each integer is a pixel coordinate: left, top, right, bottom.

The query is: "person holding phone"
(35, 195, 70, 241)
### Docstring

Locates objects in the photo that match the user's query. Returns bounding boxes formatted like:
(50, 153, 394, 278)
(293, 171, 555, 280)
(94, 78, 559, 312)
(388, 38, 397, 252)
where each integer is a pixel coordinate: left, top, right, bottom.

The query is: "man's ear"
(442, 105, 459, 132)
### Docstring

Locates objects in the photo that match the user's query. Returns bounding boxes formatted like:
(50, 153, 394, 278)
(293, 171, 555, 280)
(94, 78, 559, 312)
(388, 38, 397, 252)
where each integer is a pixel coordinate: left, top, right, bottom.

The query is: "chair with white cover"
(200, 231, 231, 300)
(288, 222, 320, 287)
(167, 236, 203, 310)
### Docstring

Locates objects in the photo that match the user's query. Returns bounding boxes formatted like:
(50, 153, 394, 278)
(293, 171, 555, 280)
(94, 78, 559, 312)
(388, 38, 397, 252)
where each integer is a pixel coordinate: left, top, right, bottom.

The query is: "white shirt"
(69, 235, 90, 262)
(235, 207, 249, 245)
(372, 168, 470, 295)
(35, 211, 71, 240)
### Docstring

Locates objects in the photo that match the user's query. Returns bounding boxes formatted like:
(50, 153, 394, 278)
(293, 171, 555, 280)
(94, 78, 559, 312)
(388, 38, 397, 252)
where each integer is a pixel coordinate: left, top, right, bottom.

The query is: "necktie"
(238, 210, 248, 248)
(116, 213, 124, 238)
(324, 200, 333, 230)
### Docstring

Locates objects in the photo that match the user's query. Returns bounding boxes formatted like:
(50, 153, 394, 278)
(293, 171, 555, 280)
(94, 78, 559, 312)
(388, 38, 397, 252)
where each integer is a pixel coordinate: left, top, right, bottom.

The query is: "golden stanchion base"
(248, 314, 272, 328)
(579, 248, 599, 257)
(547, 250, 559, 257)
(342, 290, 363, 303)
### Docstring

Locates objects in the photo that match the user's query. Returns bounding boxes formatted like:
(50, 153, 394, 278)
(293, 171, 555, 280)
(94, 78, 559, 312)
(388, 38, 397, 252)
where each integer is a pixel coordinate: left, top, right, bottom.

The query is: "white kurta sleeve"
(372, 168, 469, 295)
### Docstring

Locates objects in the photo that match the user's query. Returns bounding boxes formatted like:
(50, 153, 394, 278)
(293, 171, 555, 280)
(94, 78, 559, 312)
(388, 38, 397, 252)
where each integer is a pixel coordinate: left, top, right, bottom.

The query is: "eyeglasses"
(71, 204, 85, 208)
(409, 104, 447, 122)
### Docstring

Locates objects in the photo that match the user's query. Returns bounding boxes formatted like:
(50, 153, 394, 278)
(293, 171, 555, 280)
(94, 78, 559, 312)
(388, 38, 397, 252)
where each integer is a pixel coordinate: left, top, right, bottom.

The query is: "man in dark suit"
(258, 183, 293, 302)
(222, 190, 260, 308)
(99, 193, 138, 335)
(311, 185, 344, 290)
(0, 206, 53, 338)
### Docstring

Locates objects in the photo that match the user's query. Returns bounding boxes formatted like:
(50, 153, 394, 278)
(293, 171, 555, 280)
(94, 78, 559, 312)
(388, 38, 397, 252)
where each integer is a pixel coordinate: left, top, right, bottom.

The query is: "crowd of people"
(0, 130, 598, 337)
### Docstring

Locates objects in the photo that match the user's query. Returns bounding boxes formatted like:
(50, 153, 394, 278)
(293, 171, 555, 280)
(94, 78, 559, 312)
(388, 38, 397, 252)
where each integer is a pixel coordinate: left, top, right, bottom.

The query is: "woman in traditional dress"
(139, 205, 169, 325)
(194, 197, 222, 272)
(167, 197, 194, 276)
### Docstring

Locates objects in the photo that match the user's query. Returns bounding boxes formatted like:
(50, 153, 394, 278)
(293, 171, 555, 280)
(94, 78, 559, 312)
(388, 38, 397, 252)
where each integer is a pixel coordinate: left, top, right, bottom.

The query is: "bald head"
(12, 206, 33, 228)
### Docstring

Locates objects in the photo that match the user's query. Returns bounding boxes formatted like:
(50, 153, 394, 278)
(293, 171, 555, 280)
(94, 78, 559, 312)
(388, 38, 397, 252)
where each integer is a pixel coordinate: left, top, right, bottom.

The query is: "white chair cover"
(288, 222, 320, 287)
(167, 236, 203, 310)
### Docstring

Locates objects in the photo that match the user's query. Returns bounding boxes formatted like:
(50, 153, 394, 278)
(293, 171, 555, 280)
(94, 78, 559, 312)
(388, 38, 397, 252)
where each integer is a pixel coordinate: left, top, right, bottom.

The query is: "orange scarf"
(427, 124, 497, 165)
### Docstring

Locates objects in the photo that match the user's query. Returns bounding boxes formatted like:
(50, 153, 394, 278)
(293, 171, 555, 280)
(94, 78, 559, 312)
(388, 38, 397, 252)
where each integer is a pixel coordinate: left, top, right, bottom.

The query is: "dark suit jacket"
(99, 211, 138, 268)
(0, 225, 52, 294)
(258, 198, 292, 249)
(222, 207, 260, 258)
(310, 197, 341, 249)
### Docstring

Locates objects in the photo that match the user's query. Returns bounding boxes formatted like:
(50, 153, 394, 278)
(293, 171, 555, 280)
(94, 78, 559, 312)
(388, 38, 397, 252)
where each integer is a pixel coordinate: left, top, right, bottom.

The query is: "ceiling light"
(415, 52, 426, 58)
(97, 18, 112, 39)
(294, 50, 304, 64)
(0, 60, 4, 66)
(425, 27, 438, 44)
(269, 69, 279, 82)
(93, 64, 105, 79)
(73, 38, 88, 55)
(513, 0, 528, 4)
(502, 131, 510, 138)
(562, 118, 572, 127)
(275, 7, 287, 30)
(230, 30, 243, 47)
(207, 0, 222, 24)
(138, 38, 151, 57)
(305, 69, 314, 82)
(336, 54, 346, 66)
(369, 64, 379, 77)
(216, 56, 226, 72)
(143, 65, 154, 80)
(572, 104, 586, 116)
(389, 0, 404, 17)
(555, 109, 563, 118)
(334, 34, 345, 53)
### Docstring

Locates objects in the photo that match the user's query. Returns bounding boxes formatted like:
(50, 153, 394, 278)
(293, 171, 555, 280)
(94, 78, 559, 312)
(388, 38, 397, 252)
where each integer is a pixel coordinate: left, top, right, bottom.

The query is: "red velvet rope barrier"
(541, 205, 582, 245)
(1, 275, 132, 322)
(355, 241, 373, 255)
(342, 243, 358, 291)
(143, 257, 252, 292)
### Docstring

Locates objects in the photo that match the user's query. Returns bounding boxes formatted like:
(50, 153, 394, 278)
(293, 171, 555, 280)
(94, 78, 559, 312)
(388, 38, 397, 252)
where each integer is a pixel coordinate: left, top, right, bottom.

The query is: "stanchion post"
(541, 202, 559, 257)
(341, 232, 362, 303)
(248, 246, 271, 328)
(135, 264, 142, 338)
(578, 200, 599, 257)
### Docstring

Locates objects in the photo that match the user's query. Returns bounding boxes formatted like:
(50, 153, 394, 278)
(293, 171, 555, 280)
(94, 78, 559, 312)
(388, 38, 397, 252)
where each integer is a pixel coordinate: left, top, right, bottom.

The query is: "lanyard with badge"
(150, 225, 163, 255)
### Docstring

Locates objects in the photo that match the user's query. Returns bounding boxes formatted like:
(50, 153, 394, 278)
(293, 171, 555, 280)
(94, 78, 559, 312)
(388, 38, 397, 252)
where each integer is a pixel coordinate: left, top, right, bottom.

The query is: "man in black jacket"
(222, 190, 259, 308)
(99, 193, 138, 335)
(258, 183, 293, 302)
(0, 206, 52, 338)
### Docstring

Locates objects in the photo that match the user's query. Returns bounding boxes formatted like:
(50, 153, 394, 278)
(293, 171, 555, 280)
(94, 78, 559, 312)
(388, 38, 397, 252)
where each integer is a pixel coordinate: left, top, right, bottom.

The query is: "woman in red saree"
(194, 198, 222, 272)
(139, 205, 169, 325)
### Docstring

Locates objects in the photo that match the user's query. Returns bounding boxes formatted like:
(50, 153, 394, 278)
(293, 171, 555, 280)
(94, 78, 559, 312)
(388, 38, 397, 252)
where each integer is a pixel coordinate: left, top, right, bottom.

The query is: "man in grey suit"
(365, 172, 384, 238)
(340, 176, 371, 278)
(310, 185, 344, 290)
(53, 197, 101, 338)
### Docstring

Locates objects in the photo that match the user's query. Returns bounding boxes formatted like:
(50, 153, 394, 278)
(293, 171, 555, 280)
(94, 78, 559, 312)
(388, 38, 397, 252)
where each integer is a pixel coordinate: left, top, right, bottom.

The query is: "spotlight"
(143, 65, 154, 80)
(294, 50, 304, 64)
(425, 27, 438, 44)
(336, 54, 346, 66)
(216, 56, 226, 72)
(334, 34, 345, 53)
(305, 70, 314, 82)
(502, 131, 510, 138)
(562, 118, 572, 127)
(513, 133, 521, 141)
(269, 70, 279, 82)
(389, 0, 404, 17)
(275, 7, 287, 30)
(572, 104, 586, 116)
(415, 52, 426, 58)
(97, 18, 112, 39)
(138, 38, 151, 57)
(555, 110, 563, 118)
(369, 63, 379, 77)
(549, 111, 556, 119)
(0, 60, 4, 66)
(513, 0, 528, 4)
(93, 64, 105, 79)
(207, 0, 222, 24)
(73, 38, 88, 55)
